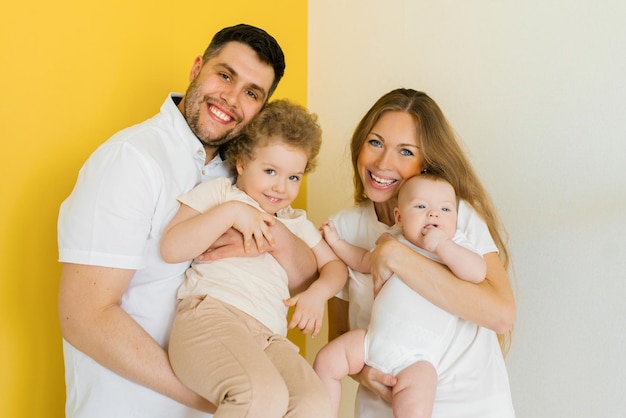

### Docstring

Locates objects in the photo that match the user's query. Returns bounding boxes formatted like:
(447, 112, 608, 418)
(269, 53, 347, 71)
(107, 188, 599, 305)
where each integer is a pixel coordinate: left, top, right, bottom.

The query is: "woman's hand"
(351, 365, 397, 404)
(370, 233, 401, 293)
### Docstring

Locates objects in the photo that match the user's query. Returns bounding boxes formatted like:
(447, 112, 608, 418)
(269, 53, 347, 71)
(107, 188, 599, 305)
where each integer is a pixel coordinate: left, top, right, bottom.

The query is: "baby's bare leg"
(313, 329, 367, 418)
(392, 361, 437, 418)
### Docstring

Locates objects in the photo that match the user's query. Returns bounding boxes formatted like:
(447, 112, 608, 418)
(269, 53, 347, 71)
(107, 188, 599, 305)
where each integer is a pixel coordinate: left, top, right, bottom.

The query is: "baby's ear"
(393, 207, 402, 226)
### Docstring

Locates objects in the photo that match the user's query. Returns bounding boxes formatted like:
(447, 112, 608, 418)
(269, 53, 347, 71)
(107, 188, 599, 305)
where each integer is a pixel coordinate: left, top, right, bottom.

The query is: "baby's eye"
(417, 204, 426, 209)
(264, 169, 276, 175)
(442, 207, 451, 212)
(289, 175, 302, 182)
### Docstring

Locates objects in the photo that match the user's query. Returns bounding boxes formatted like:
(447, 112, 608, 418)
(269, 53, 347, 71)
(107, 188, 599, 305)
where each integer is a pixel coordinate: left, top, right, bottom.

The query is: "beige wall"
(307, 1, 626, 417)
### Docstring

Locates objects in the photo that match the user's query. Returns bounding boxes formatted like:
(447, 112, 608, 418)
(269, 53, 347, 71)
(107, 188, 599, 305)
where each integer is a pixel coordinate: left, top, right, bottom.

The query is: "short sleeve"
(58, 142, 160, 269)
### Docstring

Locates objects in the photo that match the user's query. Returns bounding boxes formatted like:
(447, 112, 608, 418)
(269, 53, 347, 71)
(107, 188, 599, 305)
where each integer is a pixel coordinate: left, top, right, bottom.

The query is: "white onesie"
(364, 233, 474, 376)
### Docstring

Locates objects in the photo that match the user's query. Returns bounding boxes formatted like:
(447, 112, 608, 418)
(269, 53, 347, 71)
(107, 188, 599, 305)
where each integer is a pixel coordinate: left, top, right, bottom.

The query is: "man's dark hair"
(203, 24, 286, 98)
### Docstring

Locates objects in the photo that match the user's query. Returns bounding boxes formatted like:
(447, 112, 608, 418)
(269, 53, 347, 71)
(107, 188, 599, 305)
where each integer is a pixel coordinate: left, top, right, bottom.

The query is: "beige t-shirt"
(176, 177, 322, 335)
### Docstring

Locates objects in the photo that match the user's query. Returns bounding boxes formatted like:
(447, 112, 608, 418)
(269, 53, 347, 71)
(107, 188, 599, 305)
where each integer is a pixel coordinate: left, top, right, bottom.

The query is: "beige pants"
(169, 295, 332, 418)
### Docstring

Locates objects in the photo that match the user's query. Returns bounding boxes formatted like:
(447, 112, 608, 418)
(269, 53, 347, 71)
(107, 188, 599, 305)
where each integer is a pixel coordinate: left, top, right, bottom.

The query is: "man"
(58, 24, 316, 417)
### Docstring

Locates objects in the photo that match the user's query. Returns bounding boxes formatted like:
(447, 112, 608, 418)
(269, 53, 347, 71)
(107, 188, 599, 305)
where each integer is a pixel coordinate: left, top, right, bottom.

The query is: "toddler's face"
(236, 141, 307, 215)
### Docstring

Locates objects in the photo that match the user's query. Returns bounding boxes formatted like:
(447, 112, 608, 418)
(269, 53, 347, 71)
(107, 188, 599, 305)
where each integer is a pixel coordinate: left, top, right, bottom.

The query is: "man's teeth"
(371, 173, 395, 185)
(209, 105, 232, 122)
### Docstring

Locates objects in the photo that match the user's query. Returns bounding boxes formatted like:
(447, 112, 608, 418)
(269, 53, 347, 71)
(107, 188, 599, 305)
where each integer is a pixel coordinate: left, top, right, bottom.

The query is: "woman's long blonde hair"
(350, 88, 512, 353)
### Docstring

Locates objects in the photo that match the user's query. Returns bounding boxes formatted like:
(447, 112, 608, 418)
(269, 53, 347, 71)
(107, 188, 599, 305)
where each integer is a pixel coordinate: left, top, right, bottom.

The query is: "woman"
(326, 88, 515, 417)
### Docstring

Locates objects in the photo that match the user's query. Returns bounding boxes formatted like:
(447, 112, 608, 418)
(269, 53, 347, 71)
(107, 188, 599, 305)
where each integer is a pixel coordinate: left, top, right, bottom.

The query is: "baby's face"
(236, 141, 307, 215)
(395, 177, 458, 244)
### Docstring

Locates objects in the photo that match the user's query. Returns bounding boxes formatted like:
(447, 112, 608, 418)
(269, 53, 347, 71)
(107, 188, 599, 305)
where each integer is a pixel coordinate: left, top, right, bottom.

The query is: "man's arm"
(58, 263, 215, 413)
(200, 221, 318, 295)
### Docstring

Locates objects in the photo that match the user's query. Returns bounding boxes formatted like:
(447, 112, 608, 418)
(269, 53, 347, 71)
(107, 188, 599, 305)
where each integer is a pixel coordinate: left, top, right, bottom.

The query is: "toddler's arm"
(321, 219, 371, 273)
(161, 201, 275, 263)
(284, 238, 348, 338)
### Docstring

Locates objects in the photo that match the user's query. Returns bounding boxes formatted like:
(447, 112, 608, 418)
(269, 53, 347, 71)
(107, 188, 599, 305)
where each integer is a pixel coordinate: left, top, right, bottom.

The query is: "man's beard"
(184, 82, 241, 148)
(186, 106, 236, 149)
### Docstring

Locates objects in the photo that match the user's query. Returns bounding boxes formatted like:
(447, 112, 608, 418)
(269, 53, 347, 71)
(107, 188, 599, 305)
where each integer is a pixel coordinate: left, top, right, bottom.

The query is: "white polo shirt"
(58, 93, 229, 418)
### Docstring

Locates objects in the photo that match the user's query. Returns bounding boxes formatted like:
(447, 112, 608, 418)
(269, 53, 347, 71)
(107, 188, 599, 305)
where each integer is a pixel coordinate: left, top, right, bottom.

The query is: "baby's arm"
(423, 228, 486, 283)
(284, 238, 348, 338)
(161, 201, 275, 263)
(321, 219, 371, 273)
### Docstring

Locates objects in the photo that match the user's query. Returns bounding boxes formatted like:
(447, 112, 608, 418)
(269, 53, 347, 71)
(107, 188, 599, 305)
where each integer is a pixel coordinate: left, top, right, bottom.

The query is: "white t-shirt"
(57, 94, 229, 418)
(177, 177, 322, 335)
(331, 200, 515, 418)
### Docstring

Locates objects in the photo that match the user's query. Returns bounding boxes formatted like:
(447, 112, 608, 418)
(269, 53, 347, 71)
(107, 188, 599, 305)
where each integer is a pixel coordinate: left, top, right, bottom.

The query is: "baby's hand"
(320, 219, 341, 247)
(284, 290, 325, 338)
(421, 225, 448, 253)
(229, 202, 276, 253)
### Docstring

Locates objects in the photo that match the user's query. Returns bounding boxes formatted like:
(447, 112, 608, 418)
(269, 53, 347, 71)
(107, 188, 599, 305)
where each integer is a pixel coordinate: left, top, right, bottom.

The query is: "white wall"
(307, 1, 626, 417)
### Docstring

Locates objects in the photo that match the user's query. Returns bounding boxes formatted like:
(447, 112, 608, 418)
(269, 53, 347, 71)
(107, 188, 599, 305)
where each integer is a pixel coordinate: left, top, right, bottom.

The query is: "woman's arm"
(370, 233, 515, 334)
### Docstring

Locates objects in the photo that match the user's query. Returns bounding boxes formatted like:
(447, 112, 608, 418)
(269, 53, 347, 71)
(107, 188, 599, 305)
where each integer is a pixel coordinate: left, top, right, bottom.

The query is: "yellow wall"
(0, 1, 308, 416)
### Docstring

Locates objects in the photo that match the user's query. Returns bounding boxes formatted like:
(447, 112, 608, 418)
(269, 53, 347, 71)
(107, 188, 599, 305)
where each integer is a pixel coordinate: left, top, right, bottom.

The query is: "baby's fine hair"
(225, 99, 322, 177)
(399, 171, 457, 201)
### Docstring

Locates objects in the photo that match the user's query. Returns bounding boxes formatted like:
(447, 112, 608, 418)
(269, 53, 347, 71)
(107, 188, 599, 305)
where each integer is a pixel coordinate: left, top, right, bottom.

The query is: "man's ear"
(189, 56, 203, 81)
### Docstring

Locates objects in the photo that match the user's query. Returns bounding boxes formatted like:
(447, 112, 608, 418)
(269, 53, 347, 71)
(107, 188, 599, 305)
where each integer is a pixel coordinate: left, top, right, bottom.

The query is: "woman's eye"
(400, 148, 414, 156)
(367, 138, 382, 148)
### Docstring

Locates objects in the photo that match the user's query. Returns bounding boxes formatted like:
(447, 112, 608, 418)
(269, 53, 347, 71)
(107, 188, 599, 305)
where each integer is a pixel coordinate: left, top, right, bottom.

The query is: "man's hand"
(351, 365, 397, 404)
(198, 228, 269, 261)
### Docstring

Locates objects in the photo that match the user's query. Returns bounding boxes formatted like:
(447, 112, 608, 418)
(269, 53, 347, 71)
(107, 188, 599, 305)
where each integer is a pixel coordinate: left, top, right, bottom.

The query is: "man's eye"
(245, 90, 258, 100)
(220, 73, 231, 81)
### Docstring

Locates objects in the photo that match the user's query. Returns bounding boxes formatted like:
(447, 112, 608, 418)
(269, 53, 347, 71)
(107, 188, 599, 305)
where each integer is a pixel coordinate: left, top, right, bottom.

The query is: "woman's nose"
(375, 151, 393, 169)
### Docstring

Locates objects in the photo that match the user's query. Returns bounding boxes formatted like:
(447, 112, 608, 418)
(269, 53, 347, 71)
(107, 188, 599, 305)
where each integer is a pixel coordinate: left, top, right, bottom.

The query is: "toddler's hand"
(230, 202, 276, 253)
(284, 290, 325, 338)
